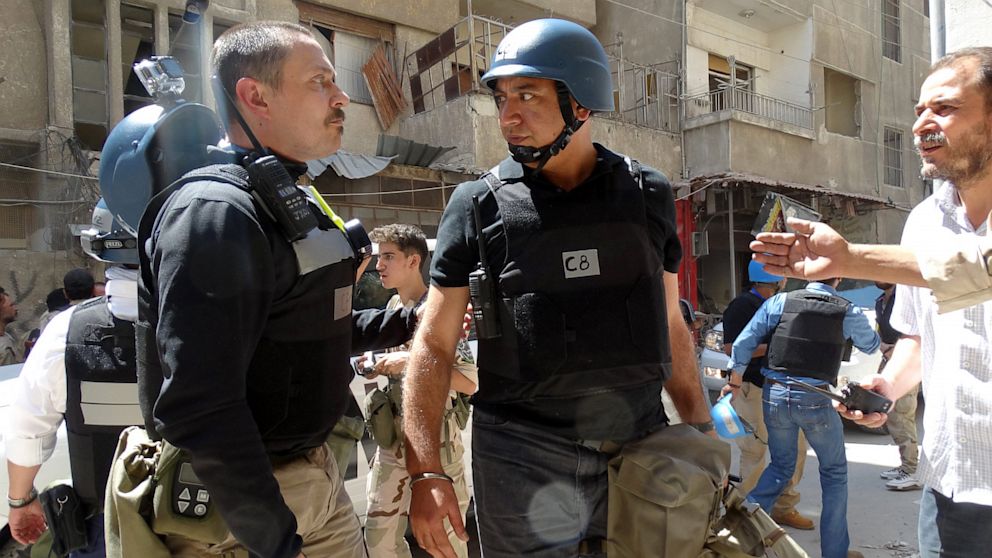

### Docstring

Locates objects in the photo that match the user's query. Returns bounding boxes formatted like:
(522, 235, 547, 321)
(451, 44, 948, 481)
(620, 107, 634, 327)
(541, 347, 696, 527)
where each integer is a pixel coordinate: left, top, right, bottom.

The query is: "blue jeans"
(70, 513, 106, 558)
(471, 408, 610, 558)
(918, 486, 992, 557)
(748, 382, 849, 558)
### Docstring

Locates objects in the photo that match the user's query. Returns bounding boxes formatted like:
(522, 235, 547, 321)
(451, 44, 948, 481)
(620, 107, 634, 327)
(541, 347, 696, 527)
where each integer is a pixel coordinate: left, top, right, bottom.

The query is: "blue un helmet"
(98, 101, 223, 238)
(710, 393, 751, 439)
(480, 18, 614, 169)
(748, 259, 782, 285)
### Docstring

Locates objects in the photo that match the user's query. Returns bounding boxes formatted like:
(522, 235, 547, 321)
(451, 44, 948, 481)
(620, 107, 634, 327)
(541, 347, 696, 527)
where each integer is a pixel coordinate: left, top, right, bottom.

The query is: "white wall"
(687, 5, 812, 107)
(768, 19, 813, 106)
(944, 2, 992, 53)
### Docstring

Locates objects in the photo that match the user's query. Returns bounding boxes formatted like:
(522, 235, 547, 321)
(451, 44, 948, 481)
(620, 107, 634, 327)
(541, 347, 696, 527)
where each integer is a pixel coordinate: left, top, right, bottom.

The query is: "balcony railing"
(405, 15, 680, 133)
(684, 87, 813, 130)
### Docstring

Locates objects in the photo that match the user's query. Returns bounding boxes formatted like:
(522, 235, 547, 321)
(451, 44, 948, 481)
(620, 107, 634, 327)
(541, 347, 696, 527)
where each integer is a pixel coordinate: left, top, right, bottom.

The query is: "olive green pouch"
(150, 440, 230, 545)
(607, 424, 730, 558)
(327, 413, 367, 476)
(449, 394, 471, 431)
(365, 387, 398, 449)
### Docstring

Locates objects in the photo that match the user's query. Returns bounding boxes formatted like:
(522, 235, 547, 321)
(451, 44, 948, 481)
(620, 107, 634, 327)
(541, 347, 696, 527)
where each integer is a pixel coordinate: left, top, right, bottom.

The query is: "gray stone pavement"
(2, 412, 923, 558)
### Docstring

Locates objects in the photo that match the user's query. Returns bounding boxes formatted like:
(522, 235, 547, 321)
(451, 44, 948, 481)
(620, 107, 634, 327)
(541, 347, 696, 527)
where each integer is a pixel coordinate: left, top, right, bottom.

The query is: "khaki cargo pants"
(165, 445, 367, 558)
(364, 416, 470, 558)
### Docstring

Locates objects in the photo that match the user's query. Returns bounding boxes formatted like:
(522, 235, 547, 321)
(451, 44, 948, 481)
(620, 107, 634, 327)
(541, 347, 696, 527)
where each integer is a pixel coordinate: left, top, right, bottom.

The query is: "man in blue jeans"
(731, 277, 879, 558)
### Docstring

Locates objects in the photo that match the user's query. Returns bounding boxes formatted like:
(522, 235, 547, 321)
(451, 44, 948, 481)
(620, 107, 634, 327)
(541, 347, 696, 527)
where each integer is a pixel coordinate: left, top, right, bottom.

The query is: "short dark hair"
(370, 224, 429, 270)
(45, 288, 70, 312)
(63, 268, 95, 301)
(930, 47, 992, 111)
(211, 21, 315, 124)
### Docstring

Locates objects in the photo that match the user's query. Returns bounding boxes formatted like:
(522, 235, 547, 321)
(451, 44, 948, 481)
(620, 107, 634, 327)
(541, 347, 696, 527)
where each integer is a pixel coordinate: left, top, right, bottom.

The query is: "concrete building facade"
(1, 0, 932, 337)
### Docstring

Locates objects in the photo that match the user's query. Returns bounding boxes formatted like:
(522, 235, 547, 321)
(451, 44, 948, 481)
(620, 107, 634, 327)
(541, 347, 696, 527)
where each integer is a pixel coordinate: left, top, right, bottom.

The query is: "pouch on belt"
(365, 384, 403, 449)
(38, 480, 89, 557)
(607, 424, 731, 558)
(326, 413, 367, 477)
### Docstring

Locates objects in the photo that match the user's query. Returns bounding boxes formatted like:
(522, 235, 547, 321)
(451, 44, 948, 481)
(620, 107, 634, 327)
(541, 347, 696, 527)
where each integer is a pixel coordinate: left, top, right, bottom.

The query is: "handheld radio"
(468, 195, 501, 339)
(245, 153, 318, 242)
(783, 378, 893, 414)
(211, 75, 317, 242)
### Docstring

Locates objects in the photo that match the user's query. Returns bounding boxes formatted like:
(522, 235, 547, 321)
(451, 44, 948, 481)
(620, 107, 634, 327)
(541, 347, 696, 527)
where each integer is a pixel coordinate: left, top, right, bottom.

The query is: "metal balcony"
(684, 87, 813, 130)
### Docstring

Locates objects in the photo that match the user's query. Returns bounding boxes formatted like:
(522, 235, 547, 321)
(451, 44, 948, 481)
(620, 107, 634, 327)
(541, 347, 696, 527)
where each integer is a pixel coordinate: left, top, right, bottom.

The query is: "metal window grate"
(882, 0, 901, 62)
(884, 127, 904, 187)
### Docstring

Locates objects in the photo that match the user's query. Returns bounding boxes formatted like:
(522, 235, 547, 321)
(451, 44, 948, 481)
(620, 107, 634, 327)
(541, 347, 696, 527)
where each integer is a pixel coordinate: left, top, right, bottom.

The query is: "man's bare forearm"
(403, 286, 469, 475)
(403, 336, 454, 475)
(666, 319, 710, 424)
(880, 335, 923, 400)
(7, 462, 41, 499)
(845, 244, 927, 287)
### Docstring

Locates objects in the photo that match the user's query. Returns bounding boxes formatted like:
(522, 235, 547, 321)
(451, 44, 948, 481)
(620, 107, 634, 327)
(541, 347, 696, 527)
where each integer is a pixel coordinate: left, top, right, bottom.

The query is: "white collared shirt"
(4, 278, 138, 467)
(891, 183, 992, 505)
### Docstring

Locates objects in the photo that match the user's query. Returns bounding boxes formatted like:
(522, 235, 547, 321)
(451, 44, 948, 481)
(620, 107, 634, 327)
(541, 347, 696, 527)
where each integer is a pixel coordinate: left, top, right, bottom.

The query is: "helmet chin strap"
(507, 82, 585, 173)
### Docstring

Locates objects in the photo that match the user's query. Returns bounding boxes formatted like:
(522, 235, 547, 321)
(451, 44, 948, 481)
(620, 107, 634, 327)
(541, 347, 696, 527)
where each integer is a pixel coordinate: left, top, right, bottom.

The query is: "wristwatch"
(689, 421, 716, 434)
(8, 487, 38, 508)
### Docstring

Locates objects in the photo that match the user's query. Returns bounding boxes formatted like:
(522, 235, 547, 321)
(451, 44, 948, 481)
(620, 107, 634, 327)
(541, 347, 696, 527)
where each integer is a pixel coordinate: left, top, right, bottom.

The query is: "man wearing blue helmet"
(720, 261, 813, 531)
(402, 18, 720, 558)
(5, 199, 141, 557)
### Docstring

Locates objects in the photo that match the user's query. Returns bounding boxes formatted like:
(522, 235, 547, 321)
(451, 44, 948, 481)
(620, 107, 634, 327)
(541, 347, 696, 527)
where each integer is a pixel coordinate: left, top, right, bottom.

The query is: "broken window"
(824, 68, 860, 137)
(71, 0, 109, 150)
(708, 54, 753, 112)
(121, 4, 155, 117)
(169, 12, 203, 103)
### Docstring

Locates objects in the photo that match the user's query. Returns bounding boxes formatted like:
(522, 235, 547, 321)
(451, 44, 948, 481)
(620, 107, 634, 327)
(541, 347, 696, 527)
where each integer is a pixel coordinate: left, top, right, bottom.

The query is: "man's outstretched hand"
(750, 218, 851, 281)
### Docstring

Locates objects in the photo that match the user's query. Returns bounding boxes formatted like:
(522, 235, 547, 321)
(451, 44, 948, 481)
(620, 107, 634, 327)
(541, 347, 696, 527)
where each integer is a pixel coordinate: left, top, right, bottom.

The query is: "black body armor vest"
(475, 157, 671, 439)
(137, 164, 357, 459)
(767, 289, 849, 384)
(64, 296, 139, 510)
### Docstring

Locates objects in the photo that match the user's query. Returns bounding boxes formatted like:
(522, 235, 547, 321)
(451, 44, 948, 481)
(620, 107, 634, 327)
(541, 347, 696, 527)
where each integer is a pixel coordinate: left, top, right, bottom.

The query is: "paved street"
(782, 421, 923, 558)
(2, 410, 924, 558)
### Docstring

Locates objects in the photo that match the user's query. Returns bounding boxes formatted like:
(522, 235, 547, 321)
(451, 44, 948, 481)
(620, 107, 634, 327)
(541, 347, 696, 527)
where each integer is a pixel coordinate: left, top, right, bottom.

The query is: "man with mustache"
(752, 47, 992, 557)
(134, 22, 416, 558)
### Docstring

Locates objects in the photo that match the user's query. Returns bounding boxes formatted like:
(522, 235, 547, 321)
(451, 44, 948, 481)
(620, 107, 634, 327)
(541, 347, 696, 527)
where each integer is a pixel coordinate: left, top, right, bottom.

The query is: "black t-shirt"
(431, 144, 682, 289)
(722, 290, 768, 386)
(430, 145, 680, 437)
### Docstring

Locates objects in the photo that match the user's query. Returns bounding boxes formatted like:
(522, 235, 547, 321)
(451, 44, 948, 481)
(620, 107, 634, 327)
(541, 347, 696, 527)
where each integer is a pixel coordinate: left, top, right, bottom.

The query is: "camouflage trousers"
(364, 420, 470, 558)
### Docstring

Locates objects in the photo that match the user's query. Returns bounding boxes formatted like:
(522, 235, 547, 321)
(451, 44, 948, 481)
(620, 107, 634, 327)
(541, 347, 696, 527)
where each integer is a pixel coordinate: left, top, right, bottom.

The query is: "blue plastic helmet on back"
(481, 18, 614, 112)
(98, 102, 223, 241)
(81, 198, 138, 264)
(748, 260, 782, 285)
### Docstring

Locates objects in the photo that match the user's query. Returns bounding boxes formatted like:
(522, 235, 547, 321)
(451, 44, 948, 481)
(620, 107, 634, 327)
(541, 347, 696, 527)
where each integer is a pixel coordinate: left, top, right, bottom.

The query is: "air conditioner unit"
(692, 231, 710, 257)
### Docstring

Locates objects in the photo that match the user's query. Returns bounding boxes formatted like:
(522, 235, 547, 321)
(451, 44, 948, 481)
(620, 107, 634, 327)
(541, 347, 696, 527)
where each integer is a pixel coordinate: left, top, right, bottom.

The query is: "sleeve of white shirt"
(917, 233, 992, 314)
(4, 306, 75, 467)
(891, 210, 924, 336)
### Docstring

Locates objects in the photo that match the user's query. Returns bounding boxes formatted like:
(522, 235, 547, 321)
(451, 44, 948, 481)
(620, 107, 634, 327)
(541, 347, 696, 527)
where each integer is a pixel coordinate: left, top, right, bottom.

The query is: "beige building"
(1, 0, 930, 332)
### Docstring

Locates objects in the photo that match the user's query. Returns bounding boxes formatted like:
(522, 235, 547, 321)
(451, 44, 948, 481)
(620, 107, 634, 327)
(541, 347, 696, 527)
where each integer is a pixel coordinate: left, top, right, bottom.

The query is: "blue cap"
(748, 259, 781, 284)
(711, 393, 751, 439)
